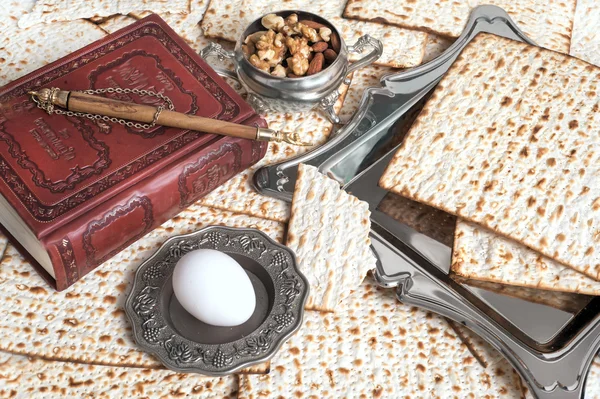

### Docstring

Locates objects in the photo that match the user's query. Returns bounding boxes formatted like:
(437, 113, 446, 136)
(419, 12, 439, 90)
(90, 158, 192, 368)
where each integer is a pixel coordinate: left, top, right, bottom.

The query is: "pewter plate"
(125, 226, 309, 376)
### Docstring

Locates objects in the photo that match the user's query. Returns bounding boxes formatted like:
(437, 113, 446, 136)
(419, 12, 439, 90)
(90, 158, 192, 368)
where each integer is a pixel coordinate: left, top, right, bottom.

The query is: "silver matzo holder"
(252, 5, 600, 399)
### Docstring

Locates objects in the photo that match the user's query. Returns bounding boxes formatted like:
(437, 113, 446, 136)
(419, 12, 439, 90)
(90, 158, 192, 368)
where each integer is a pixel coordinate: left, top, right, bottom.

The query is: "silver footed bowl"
(200, 10, 383, 123)
(125, 226, 309, 376)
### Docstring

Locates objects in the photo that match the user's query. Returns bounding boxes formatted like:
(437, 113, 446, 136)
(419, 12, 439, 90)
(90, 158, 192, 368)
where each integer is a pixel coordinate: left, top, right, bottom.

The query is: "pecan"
(323, 49, 338, 63)
(311, 42, 328, 52)
(307, 52, 324, 76)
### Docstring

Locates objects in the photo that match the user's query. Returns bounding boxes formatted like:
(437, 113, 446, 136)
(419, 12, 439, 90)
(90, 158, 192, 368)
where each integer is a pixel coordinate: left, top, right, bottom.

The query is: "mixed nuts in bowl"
(243, 13, 340, 78)
(201, 10, 382, 123)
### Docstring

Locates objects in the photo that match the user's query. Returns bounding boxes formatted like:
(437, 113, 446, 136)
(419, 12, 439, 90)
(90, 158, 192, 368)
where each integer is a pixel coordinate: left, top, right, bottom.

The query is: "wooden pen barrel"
(67, 92, 259, 140)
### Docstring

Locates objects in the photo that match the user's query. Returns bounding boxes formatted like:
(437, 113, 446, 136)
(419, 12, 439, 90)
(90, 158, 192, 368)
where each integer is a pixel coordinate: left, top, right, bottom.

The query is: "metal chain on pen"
(33, 87, 175, 130)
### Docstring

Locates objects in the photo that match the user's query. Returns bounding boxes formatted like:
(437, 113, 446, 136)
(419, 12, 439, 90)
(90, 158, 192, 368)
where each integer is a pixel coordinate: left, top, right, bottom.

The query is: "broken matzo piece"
(343, 0, 576, 53)
(380, 33, 600, 280)
(286, 163, 376, 311)
(453, 220, 600, 295)
(587, 356, 600, 399)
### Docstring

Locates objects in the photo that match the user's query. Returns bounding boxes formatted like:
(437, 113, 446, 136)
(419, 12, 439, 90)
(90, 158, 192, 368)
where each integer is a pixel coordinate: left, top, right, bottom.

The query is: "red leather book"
(0, 15, 268, 291)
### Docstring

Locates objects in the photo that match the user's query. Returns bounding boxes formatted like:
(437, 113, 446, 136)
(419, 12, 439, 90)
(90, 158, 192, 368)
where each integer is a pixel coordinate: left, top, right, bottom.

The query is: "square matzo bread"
(286, 163, 376, 312)
(343, 0, 576, 53)
(453, 219, 600, 295)
(238, 278, 524, 398)
(0, 204, 282, 370)
(0, 352, 237, 399)
(380, 33, 600, 280)
(200, 0, 428, 68)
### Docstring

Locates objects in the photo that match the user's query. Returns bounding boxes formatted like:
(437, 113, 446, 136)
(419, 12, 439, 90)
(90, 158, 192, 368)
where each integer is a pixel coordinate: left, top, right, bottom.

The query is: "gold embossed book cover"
(0, 15, 268, 290)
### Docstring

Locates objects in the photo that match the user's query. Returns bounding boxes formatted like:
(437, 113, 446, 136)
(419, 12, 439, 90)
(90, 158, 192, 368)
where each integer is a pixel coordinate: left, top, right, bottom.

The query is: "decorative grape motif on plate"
(127, 227, 308, 374)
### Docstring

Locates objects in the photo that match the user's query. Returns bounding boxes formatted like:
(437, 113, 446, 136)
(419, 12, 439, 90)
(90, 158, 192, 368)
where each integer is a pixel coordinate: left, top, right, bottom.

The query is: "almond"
(330, 33, 341, 53)
(307, 52, 324, 76)
(311, 42, 328, 52)
(299, 19, 326, 30)
(287, 73, 301, 78)
(323, 49, 337, 63)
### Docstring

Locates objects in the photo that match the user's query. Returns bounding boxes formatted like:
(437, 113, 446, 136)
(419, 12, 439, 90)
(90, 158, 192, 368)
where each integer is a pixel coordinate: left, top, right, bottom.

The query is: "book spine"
(41, 120, 267, 291)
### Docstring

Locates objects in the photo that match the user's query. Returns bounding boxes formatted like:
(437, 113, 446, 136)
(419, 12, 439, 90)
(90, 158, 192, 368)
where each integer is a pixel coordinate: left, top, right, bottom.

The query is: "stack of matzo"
(380, 32, 600, 296)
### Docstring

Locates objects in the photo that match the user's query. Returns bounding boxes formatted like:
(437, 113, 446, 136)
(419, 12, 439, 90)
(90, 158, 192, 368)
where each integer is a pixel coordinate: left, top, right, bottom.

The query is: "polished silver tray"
(125, 226, 309, 376)
(253, 5, 600, 398)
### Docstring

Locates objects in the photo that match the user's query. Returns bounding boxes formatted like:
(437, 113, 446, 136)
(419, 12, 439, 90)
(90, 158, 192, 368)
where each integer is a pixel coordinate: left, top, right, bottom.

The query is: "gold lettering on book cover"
(29, 118, 76, 161)
(0, 111, 110, 193)
(0, 21, 243, 222)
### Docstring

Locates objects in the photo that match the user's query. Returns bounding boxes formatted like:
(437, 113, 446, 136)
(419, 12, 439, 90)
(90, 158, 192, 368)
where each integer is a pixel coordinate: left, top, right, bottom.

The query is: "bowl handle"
(346, 35, 383, 81)
(200, 42, 235, 62)
(200, 42, 248, 93)
(199, 42, 240, 81)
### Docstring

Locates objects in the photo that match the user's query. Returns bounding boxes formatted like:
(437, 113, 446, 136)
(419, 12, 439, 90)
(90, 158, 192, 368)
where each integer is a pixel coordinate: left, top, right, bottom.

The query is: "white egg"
(172, 249, 256, 327)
